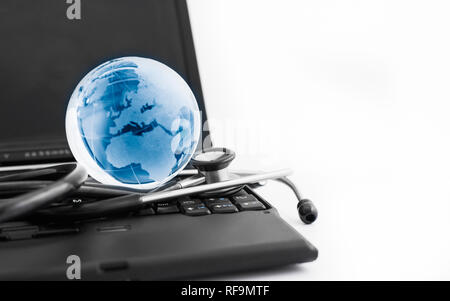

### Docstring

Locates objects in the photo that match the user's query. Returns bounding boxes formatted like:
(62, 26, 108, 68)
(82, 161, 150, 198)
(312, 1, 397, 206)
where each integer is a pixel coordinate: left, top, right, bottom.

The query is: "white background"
(187, 0, 450, 280)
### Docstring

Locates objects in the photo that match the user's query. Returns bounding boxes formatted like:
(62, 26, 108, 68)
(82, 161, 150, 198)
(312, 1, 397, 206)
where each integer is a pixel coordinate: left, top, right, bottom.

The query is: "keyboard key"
(204, 197, 231, 205)
(178, 198, 202, 207)
(209, 203, 238, 213)
(230, 191, 266, 210)
(181, 203, 211, 216)
(231, 190, 258, 204)
(156, 202, 180, 214)
(204, 199, 238, 214)
(235, 200, 266, 211)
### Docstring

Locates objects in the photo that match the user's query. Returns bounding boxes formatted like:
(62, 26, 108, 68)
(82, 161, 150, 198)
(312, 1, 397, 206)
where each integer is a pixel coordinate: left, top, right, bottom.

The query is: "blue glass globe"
(66, 57, 201, 190)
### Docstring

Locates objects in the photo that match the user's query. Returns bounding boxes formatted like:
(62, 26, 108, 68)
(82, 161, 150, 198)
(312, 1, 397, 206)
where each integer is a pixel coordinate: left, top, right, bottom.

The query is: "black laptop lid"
(0, 0, 208, 165)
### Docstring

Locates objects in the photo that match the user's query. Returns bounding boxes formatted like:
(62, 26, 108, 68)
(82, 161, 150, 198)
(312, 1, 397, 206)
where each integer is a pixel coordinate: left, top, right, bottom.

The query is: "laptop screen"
(0, 0, 207, 165)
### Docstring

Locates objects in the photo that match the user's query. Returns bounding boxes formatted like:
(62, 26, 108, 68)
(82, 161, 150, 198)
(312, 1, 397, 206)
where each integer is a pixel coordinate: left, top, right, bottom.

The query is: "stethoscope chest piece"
(191, 147, 243, 196)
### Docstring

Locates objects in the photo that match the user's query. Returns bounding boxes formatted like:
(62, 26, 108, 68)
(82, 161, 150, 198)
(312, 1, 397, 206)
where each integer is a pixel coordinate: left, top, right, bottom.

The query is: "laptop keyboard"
(0, 189, 268, 242)
(138, 189, 267, 217)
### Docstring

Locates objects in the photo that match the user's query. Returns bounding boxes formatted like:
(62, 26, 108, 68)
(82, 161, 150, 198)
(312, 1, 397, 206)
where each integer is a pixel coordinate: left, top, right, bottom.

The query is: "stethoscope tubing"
(140, 169, 292, 203)
(27, 169, 293, 221)
(0, 163, 88, 223)
(0, 162, 294, 223)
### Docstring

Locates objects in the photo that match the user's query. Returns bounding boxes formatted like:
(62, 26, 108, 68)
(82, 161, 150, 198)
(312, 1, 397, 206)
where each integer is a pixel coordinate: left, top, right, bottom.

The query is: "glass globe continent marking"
(66, 57, 201, 190)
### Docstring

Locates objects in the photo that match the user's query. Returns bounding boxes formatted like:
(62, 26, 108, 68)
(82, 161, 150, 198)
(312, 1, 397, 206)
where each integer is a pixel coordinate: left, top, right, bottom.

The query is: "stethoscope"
(0, 147, 318, 224)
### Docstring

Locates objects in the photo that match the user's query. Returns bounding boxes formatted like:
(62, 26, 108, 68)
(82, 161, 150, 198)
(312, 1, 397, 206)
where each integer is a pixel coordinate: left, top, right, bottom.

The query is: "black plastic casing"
(0, 188, 318, 280)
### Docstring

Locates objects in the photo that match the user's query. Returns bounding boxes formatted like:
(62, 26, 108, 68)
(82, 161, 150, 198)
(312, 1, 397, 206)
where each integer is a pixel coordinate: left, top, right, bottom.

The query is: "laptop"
(0, 0, 317, 280)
